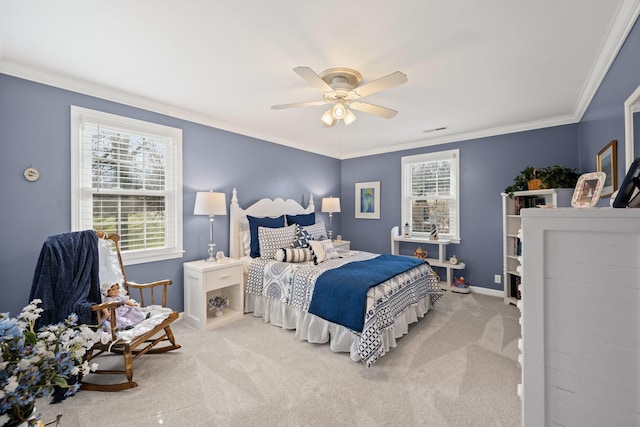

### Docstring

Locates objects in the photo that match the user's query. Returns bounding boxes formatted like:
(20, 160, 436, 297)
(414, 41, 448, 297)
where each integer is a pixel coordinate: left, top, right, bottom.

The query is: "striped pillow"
(275, 247, 315, 263)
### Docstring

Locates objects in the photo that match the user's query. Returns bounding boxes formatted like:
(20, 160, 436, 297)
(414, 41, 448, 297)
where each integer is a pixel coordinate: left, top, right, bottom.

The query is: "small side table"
(183, 258, 244, 330)
(332, 240, 351, 250)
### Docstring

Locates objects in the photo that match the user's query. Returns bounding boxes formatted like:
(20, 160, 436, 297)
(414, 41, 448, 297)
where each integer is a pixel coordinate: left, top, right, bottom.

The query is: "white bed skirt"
(245, 294, 433, 363)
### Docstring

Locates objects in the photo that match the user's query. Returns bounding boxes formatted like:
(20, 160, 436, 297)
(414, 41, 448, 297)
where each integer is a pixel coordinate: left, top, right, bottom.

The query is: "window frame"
(71, 106, 184, 265)
(401, 149, 460, 243)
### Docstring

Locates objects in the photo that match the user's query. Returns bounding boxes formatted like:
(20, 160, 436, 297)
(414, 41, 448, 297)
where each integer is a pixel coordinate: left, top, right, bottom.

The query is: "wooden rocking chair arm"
(125, 279, 172, 289)
(90, 301, 123, 340)
(125, 279, 172, 307)
(91, 301, 124, 312)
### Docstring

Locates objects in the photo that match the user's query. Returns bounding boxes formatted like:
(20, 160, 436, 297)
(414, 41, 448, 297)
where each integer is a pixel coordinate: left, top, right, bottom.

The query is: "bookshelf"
(390, 226, 466, 292)
(501, 189, 573, 305)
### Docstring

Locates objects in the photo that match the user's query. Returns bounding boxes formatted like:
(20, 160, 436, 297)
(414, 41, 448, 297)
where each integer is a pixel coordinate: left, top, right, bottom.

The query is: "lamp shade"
(321, 108, 335, 127)
(321, 197, 341, 213)
(194, 191, 227, 216)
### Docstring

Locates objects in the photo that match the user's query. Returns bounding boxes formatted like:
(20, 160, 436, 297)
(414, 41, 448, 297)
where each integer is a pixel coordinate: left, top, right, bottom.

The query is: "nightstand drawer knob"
(220, 274, 230, 279)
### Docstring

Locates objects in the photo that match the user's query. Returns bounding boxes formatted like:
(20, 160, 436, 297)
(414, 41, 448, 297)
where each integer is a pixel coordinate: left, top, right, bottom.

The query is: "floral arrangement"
(207, 296, 229, 313)
(0, 299, 102, 426)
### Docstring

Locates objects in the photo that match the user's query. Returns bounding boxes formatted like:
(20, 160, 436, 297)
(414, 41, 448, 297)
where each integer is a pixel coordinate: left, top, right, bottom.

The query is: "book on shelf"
(510, 275, 522, 300)
(513, 195, 546, 215)
(513, 238, 522, 256)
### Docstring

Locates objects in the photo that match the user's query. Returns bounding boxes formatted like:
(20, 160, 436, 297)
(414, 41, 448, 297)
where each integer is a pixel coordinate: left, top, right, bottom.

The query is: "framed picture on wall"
(596, 139, 617, 197)
(355, 181, 380, 219)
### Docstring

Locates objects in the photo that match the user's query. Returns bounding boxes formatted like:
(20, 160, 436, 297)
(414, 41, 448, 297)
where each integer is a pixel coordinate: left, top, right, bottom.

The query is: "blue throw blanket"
(29, 230, 101, 326)
(308, 254, 425, 332)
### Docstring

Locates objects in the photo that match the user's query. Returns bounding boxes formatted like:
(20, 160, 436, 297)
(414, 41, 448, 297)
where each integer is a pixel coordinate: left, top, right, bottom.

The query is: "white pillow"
(258, 224, 296, 259)
(240, 231, 251, 256)
(303, 222, 328, 240)
(309, 239, 339, 263)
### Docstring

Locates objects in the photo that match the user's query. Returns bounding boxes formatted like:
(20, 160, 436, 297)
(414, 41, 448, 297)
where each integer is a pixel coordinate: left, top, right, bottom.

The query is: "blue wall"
(342, 125, 579, 291)
(1, 15, 638, 315)
(579, 15, 640, 200)
(341, 15, 640, 291)
(0, 74, 341, 316)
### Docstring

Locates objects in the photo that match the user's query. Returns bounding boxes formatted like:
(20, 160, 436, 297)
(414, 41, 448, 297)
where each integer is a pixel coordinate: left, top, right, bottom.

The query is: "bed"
(229, 188, 442, 366)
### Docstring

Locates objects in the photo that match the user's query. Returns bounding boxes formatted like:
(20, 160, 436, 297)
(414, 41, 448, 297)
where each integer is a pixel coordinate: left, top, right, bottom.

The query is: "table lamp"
(194, 191, 227, 262)
(321, 196, 341, 240)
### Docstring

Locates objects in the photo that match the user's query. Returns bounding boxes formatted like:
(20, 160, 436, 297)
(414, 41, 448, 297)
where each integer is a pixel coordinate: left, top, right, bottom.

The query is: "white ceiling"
(1, 1, 639, 159)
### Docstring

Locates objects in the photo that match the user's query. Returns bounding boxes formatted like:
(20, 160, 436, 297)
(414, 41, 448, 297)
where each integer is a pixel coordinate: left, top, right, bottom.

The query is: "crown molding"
(0, 59, 337, 158)
(573, 0, 640, 119)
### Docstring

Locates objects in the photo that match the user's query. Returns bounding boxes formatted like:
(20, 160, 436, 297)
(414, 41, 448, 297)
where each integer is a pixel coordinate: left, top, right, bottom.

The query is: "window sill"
(122, 249, 185, 266)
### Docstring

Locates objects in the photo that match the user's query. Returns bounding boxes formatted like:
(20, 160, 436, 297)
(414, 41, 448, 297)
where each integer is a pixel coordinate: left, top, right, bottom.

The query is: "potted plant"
(537, 165, 580, 190)
(505, 165, 579, 197)
(504, 166, 537, 196)
(0, 300, 102, 426)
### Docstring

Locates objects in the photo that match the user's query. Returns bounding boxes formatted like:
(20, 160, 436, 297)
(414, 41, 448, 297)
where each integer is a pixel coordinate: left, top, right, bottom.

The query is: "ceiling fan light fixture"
(321, 108, 335, 126)
(343, 108, 357, 126)
(332, 102, 346, 120)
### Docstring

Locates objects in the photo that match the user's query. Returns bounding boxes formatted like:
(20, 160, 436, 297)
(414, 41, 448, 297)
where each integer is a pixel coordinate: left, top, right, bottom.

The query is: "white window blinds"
(71, 107, 183, 265)
(401, 149, 460, 241)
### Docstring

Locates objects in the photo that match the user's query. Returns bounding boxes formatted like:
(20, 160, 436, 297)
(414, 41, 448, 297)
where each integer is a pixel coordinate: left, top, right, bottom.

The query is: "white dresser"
(183, 258, 244, 330)
(520, 208, 640, 427)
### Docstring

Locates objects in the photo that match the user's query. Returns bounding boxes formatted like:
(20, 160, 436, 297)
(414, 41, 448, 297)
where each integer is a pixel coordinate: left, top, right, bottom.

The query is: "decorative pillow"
(303, 221, 328, 241)
(240, 231, 251, 256)
(286, 212, 316, 226)
(309, 239, 339, 263)
(258, 224, 296, 259)
(275, 247, 314, 263)
(248, 215, 286, 258)
(292, 224, 313, 248)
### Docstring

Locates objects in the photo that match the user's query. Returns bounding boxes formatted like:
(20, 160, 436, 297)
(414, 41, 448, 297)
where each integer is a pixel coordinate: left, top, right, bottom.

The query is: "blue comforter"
(308, 254, 425, 332)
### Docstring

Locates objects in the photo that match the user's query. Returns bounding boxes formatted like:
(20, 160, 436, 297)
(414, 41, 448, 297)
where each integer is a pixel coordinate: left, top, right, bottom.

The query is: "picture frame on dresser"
(596, 139, 617, 197)
(571, 172, 606, 208)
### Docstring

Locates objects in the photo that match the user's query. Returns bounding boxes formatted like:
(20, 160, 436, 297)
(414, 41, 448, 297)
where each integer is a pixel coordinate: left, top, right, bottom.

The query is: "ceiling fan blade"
(271, 100, 329, 110)
(350, 101, 398, 118)
(349, 71, 407, 99)
(293, 66, 334, 92)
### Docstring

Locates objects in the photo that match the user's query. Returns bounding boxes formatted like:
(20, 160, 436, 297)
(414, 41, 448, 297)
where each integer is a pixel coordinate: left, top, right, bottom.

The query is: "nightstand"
(332, 239, 351, 250)
(183, 258, 244, 330)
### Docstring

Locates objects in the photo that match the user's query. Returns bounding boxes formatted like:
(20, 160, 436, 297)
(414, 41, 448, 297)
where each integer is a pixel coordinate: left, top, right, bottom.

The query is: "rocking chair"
(82, 231, 181, 391)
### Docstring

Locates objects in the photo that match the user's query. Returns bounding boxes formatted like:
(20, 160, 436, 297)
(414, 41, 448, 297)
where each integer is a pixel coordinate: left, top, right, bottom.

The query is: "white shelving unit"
(390, 226, 466, 292)
(501, 189, 572, 305)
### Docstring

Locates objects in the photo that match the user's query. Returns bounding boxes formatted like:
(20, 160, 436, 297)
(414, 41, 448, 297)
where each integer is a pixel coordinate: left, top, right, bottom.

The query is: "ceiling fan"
(271, 67, 408, 127)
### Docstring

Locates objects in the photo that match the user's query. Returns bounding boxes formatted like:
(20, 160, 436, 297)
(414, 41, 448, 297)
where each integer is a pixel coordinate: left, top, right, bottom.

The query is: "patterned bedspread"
(246, 251, 442, 366)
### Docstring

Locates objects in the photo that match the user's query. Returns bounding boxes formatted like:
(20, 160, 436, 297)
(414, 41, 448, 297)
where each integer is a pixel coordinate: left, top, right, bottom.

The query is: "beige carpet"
(37, 292, 522, 427)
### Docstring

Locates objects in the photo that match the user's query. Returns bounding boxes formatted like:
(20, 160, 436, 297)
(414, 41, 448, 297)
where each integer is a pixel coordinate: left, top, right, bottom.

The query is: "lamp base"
(206, 243, 217, 262)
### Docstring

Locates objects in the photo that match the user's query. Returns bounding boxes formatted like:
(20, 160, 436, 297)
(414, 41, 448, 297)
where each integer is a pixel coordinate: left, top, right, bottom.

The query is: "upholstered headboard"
(228, 188, 315, 259)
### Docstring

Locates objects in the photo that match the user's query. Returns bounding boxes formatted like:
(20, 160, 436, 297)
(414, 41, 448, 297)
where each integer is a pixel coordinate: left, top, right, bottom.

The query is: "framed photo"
(571, 172, 606, 208)
(355, 181, 380, 219)
(596, 139, 617, 197)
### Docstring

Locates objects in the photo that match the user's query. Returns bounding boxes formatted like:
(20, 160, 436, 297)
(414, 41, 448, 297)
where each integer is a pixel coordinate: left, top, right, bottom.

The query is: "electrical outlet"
(494, 274, 502, 284)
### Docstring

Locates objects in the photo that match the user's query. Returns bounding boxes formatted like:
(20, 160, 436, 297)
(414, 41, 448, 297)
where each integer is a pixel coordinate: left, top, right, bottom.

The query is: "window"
(71, 106, 183, 265)
(401, 149, 460, 242)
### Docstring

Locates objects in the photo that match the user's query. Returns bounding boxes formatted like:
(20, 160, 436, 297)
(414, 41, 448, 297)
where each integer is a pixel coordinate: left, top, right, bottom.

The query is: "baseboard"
(468, 285, 503, 298)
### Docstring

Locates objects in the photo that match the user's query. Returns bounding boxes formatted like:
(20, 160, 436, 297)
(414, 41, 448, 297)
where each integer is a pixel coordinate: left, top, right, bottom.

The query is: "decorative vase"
(5, 404, 37, 427)
(214, 308, 224, 317)
(429, 222, 438, 240)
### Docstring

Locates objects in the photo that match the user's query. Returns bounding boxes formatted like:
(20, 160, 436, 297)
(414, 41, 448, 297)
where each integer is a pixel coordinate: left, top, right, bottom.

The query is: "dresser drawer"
(204, 265, 242, 291)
